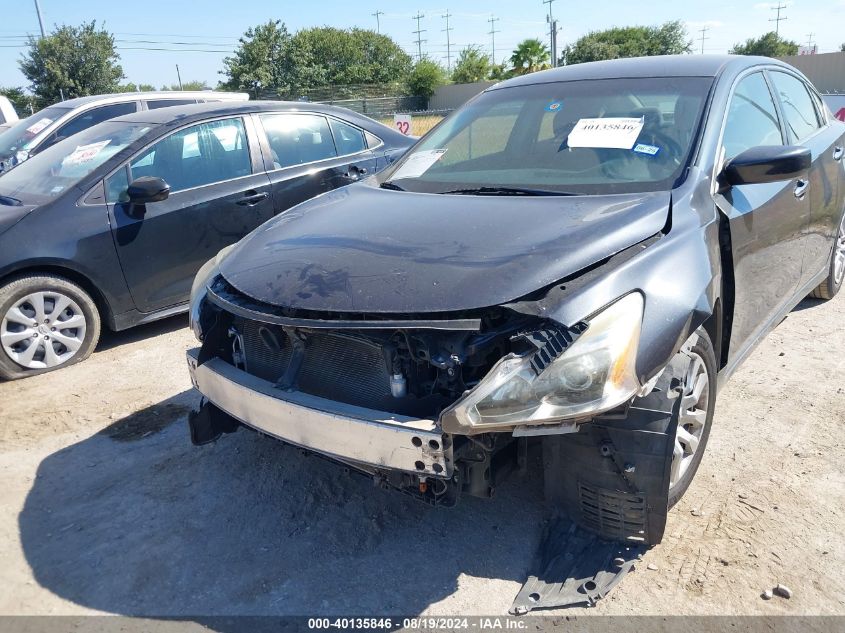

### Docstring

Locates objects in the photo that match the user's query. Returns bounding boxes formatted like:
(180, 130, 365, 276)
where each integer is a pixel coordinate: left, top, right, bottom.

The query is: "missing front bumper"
(186, 348, 451, 477)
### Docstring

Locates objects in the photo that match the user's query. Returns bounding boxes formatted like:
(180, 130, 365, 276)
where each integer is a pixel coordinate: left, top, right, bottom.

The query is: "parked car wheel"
(667, 328, 717, 507)
(810, 212, 845, 301)
(0, 274, 101, 380)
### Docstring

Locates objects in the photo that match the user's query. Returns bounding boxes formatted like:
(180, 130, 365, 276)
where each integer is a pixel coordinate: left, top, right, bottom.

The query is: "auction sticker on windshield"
(25, 118, 53, 136)
(62, 140, 111, 167)
(567, 117, 645, 149)
(392, 149, 447, 179)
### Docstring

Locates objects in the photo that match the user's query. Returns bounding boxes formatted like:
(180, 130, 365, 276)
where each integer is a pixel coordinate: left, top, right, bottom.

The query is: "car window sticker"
(567, 116, 645, 149)
(545, 101, 563, 112)
(61, 140, 112, 167)
(392, 149, 447, 179)
(633, 143, 661, 156)
(26, 117, 53, 135)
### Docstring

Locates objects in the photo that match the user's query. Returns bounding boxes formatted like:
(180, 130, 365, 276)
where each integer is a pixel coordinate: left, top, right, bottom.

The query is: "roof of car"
(48, 91, 246, 109)
(107, 100, 379, 126)
(490, 54, 798, 89)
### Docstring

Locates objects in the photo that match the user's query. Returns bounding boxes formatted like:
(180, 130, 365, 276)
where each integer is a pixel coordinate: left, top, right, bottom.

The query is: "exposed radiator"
(237, 319, 394, 410)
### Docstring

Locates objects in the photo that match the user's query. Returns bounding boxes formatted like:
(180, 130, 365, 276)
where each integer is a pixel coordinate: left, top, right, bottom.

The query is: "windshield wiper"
(379, 181, 405, 192)
(0, 195, 22, 206)
(438, 186, 576, 196)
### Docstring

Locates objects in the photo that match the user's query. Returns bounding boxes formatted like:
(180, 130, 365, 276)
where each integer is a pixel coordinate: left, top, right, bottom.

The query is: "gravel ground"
(0, 293, 843, 618)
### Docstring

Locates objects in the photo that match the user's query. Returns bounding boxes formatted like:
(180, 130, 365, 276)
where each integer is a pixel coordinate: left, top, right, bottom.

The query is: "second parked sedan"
(0, 101, 412, 379)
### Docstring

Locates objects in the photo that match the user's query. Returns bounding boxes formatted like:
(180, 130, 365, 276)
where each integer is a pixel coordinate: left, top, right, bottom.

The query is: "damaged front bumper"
(187, 348, 452, 477)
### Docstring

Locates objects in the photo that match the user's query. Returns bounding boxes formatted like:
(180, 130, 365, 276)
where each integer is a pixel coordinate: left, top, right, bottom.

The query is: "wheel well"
(0, 265, 113, 330)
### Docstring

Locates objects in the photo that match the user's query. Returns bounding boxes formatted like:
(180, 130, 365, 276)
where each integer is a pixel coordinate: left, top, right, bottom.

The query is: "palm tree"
(510, 38, 551, 75)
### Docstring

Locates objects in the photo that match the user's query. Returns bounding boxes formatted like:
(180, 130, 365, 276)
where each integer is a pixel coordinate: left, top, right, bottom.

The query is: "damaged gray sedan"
(186, 55, 845, 550)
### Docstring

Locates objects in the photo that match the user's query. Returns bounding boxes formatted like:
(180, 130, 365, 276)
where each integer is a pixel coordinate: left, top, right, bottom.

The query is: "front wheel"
(0, 274, 101, 380)
(810, 212, 845, 301)
(667, 328, 718, 507)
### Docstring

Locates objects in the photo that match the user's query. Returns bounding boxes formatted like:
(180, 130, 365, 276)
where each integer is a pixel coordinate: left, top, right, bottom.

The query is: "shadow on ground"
(95, 314, 189, 353)
(18, 393, 547, 616)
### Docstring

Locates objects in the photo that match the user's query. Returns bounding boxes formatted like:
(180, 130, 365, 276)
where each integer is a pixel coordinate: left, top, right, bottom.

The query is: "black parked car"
(188, 56, 845, 547)
(0, 102, 412, 379)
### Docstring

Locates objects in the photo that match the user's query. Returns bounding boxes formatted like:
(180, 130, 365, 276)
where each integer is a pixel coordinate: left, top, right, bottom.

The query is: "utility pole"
(176, 64, 183, 90)
(33, 0, 46, 38)
(488, 15, 500, 63)
(698, 25, 710, 54)
(372, 10, 384, 34)
(769, 3, 787, 35)
(412, 12, 426, 61)
(442, 10, 453, 71)
(543, 0, 557, 67)
(547, 16, 559, 68)
(805, 32, 815, 53)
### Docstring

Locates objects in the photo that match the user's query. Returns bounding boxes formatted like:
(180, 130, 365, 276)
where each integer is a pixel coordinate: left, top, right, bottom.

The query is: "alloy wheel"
(1, 291, 87, 370)
(669, 349, 710, 490)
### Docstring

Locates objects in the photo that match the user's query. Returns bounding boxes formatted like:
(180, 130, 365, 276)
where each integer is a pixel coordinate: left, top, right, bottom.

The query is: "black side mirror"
(724, 145, 811, 186)
(127, 176, 170, 204)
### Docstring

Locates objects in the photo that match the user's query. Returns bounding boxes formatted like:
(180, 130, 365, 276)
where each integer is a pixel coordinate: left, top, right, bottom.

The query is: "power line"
(411, 12, 426, 61)
(769, 3, 787, 35)
(442, 10, 453, 71)
(488, 15, 500, 63)
(372, 10, 384, 34)
(698, 25, 710, 54)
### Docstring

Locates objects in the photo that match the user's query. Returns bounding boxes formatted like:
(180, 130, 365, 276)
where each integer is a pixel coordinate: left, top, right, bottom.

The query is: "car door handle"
(834, 147, 844, 161)
(794, 179, 809, 199)
(236, 191, 269, 206)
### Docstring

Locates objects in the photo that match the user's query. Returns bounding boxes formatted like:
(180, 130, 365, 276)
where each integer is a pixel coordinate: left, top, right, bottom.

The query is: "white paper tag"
(26, 117, 53, 135)
(567, 117, 644, 150)
(393, 114, 413, 136)
(62, 140, 111, 166)
(392, 149, 447, 179)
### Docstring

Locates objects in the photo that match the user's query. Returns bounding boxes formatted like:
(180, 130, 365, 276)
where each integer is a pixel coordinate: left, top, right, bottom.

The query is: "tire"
(810, 212, 845, 301)
(0, 274, 101, 380)
(666, 328, 718, 508)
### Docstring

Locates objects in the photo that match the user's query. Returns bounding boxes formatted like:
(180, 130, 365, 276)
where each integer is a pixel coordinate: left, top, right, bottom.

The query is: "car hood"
(219, 183, 670, 314)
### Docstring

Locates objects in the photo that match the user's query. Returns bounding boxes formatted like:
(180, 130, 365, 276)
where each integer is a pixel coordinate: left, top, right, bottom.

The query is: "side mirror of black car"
(127, 176, 170, 205)
(723, 145, 811, 186)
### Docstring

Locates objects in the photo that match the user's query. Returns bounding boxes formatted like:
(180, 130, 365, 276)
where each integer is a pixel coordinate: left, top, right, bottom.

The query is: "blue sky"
(2, 0, 843, 90)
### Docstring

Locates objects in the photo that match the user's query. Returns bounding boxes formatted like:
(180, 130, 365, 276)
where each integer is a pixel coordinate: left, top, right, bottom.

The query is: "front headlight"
(441, 293, 644, 434)
(189, 244, 236, 341)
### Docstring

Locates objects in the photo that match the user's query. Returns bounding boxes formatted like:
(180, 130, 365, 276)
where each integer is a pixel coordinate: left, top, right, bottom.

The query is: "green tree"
(489, 63, 511, 81)
(117, 82, 158, 93)
(290, 27, 412, 88)
(729, 32, 798, 56)
(407, 58, 447, 104)
(164, 80, 210, 91)
(563, 21, 691, 65)
(840, 42, 844, 52)
(220, 20, 296, 97)
(451, 46, 492, 83)
(19, 21, 124, 107)
(510, 38, 550, 75)
(0, 87, 31, 115)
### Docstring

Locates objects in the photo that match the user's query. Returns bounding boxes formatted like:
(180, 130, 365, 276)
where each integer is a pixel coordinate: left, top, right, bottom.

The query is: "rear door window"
(329, 119, 366, 156)
(259, 113, 337, 169)
(769, 71, 823, 143)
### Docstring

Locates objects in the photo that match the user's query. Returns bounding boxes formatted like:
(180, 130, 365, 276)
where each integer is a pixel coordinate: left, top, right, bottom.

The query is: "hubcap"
(669, 350, 710, 490)
(1, 291, 87, 370)
(833, 214, 845, 287)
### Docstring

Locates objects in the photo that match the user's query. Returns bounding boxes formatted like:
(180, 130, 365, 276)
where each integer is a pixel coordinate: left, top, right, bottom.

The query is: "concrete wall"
(429, 81, 496, 111)
(778, 52, 845, 94)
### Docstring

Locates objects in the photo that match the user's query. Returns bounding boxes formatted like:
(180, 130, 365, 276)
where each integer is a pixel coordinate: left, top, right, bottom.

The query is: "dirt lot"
(0, 293, 843, 618)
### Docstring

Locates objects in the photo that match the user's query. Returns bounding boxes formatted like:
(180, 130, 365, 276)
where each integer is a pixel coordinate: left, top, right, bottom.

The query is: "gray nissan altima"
(186, 55, 845, 549)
